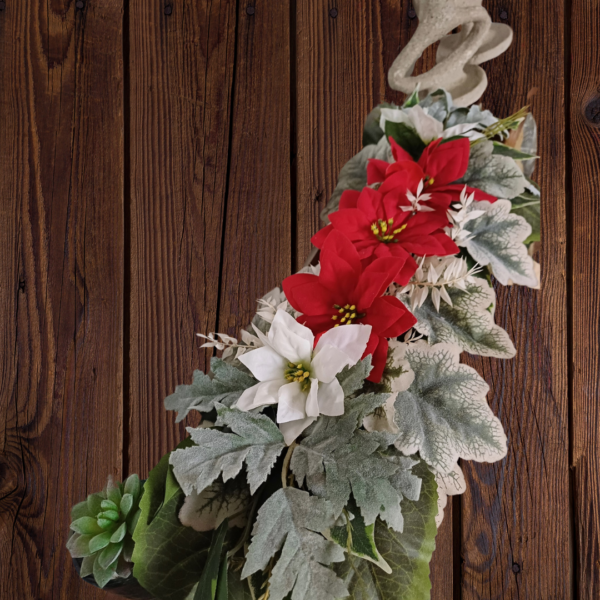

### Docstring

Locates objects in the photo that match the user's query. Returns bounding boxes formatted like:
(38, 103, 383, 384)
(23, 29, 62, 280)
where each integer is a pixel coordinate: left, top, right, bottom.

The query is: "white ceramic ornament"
(388, 0, 513, 107)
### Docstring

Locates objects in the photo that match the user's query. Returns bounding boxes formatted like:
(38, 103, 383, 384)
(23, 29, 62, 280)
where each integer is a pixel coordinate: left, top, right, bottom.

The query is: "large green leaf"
(242, 487, 347, 600)
(459, 139, 526, 200)
(194, 521, 229, 600)
(132, 439, 216, 600)
(170, 404, 286, 496)
(363, 103, 395, 146)
(511, 190, 540, 244)
(336, 460, 438, 600)
(320, 136, 391, 224)
(165, 358, 257, 423)
(403, 277, 516, 359)
(393, 341, 507, 475)
(384, 121, 426, 161)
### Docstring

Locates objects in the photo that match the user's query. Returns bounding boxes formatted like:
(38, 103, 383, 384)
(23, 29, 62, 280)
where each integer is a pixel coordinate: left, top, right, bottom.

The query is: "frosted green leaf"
(170, 404, 286, 496)
(242, 488, 347, 600)
(335, 460, 438, 600)
(394, 341, 507, 474)
(404, 277, 516, 358)
(459, 139, 526, 199)
(511, 190, 540, 244)
(434, 463, 466, 527)
(321, 136, 391, 224)
(165, 358, 257, 423)
(291, 396, 420, 533)
(461, 199, 538, 287)
(418, 88, 454, 123)
(336, 356, 372, 396)
(520, 113, 538, 178)
(445, 103, 497, 130)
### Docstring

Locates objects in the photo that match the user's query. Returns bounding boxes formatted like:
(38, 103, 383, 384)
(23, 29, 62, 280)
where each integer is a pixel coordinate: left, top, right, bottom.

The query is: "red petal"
(355, 257, 404, 310)
(390, 137, 415, 163)
(386, 247, 418, 285)
(367, 159, 390, 185)
(366, 336, 388, 383)
(420, 137, 470, 185)
(380, 163, 424, 195)
(299, 314, 337, 336)
(430, 232, 460, 256)
(329, 209, 372, 241)
(356, 187, 384, 223)
(320, 230, 363, 296)
(311, 224, 333, 249)
(339, 189, 361, 209)
(376, 296, 417, 337)
(282, 274, 336, 315)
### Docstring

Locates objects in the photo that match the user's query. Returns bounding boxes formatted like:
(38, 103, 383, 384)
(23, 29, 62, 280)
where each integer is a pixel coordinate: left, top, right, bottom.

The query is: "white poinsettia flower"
(236, 310, 372, 445)
(379, 105, 485, 144)
(363, 341, 415, 434)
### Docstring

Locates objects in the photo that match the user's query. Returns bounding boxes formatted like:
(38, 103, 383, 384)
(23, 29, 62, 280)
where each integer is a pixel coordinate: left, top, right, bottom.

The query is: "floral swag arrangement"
(67, 89, 540, 600)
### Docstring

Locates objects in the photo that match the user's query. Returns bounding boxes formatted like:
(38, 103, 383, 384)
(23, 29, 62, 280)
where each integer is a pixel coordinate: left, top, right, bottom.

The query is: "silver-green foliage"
(461, 199, 538, 287)
(404, 277, 516, 358)
(290, 394, 421, 532)
(242, 487, 348, 600)
(459, 139, 527, 200)
(164, 358, 257, 423)
(170, 404, 286, 496)
(394, 342, 507, 475)
(335, 460, 439, 600)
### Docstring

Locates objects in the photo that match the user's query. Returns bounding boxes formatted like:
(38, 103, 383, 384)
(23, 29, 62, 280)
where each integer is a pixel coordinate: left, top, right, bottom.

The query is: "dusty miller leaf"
(321, 136, 391, 224)
(393, 341, 507, 474)
(461, 199, 538, 287)
(291, 396, 420, 532)
(170, 404, 285, 496)
(335, 459, 438, 600)
(242, 488, 347, 600)
(336, 356, 373, 396)
(459, 139, 526, 199)
(511, 190, 540, 244)
(403, 277, 516, 358)
(165, 358, 257, 423)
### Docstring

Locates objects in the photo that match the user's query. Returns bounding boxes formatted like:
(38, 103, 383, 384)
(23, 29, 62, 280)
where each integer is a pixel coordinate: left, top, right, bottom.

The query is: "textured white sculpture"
(388, 0, 513, 107)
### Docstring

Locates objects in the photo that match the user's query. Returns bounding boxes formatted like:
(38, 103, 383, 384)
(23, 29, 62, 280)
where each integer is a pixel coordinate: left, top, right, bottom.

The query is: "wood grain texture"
(294, 3, 454, 597)
(216, 0, 292, 336)
(0, 1, 125, 599)
(570, 0, 600, 596)
(127, 0, 238, 477)
(459, 1, 571, 598)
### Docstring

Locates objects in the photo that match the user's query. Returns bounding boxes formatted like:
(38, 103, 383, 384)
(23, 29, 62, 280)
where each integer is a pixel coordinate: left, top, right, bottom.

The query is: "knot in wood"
(585, 96, 600, 127)
(512, 562, 521, 573)
(246, 5, 255, 15)
(164, 4, 173, 15)
(329, 8, 338, 18)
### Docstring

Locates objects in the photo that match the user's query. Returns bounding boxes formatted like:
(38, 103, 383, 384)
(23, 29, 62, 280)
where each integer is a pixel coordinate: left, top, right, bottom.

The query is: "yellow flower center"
(330, 304, 366, 327)
(370, 217, 407, 243)
(285, 363, 311, 391)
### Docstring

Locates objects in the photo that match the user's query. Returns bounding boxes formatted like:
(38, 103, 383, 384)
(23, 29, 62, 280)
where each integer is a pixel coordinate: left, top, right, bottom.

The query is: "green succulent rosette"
(67, 474, 142, 588)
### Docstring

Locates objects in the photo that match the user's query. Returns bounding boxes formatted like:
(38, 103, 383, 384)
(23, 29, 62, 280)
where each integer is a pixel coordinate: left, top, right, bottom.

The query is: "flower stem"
(281, 442, 297, 488)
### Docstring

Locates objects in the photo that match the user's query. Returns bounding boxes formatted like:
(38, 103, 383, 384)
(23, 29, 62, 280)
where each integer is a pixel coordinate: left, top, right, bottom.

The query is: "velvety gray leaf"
(520, 113, 538, 177)
(320, 136, 391, 224)
(393, 342, 507, 474)
(170, 404, 285, 496)
(462, 199, 538, 287)
(459, 139, 526, 199)
(492, 142, 537, 160)
(511, 191, 540, 244)
(403, 277, 516, 358)
(335, 459, 438, 600)
(417, 88, 454, 123)
(445, 104, 497, 129)
(336, 356, 372, 396)
(165, 358, 257, 423)
(242, 488, 347, 600)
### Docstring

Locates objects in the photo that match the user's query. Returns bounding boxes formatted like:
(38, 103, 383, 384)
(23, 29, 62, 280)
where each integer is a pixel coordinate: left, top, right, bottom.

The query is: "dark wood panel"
(127, 0, 238, 477)
(0, 1, 125, 599)
(217, 1, 292, 335)
(293, 2, 454, 597)
(570, 0, 600, 596)
(460, 1, 571, 598)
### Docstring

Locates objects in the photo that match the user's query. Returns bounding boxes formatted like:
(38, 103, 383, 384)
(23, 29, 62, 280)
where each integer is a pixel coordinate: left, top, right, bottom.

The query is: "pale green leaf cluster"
(170, 403, 286, 496)
(164, 357, 257, 423)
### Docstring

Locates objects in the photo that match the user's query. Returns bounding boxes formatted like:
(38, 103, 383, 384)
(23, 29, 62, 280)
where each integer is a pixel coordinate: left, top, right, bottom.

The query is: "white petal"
(279, 418, 316, 445)
(254, 379, 287, 408)
(276, 382, 307, 423)
(268, 310, 313, 364)
(316, 378, 345, 417)
(311, 344, 355, 384)
(236, 384, 261, 411)
(238, 346, 287, 382)
(305, 378, 320, 418)
(251, 323, 271, 348)
(314, 324, 372, 365)
(406, 105, 444, 142)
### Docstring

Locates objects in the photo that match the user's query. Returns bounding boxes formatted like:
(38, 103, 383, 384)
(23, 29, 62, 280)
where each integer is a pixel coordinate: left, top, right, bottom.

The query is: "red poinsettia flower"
(312, 185, 459, 284)
(367, 137, 497, 218)
(282, 230, 417, 383)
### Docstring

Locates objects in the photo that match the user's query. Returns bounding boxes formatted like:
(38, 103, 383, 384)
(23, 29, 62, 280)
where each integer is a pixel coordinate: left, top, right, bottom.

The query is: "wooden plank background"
(0, 0, 596, 598)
